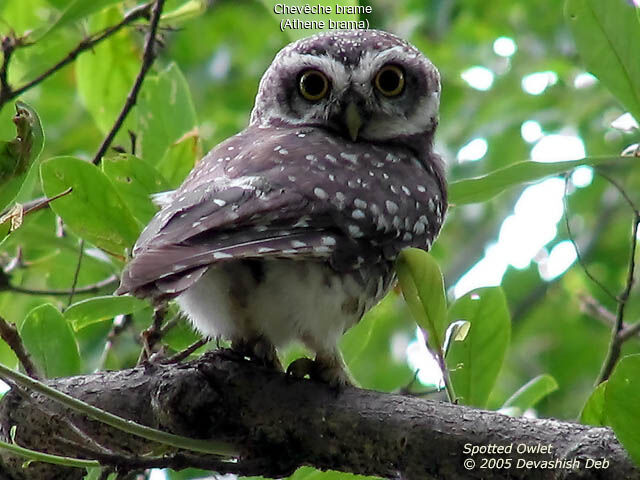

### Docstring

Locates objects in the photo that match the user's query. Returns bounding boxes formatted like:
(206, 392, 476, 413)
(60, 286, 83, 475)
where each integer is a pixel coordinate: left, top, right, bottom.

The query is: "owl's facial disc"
(250, 30, 441, 143)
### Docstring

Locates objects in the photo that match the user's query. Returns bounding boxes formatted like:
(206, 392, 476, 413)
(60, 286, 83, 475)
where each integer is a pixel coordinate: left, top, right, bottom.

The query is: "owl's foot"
(232, 336, 283, 371)
(287, 351, 354, 389)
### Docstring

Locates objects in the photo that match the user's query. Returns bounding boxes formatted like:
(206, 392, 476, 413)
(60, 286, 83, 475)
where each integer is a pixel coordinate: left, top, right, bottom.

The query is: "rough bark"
(0, 351, 636, 480)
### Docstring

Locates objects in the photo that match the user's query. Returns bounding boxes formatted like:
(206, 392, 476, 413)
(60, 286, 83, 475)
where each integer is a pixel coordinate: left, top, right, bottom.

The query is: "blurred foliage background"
(1, 0, 639, 478)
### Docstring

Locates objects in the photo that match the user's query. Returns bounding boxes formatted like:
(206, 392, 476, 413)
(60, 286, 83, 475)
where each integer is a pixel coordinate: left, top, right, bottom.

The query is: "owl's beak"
(344, 102, 363, 142)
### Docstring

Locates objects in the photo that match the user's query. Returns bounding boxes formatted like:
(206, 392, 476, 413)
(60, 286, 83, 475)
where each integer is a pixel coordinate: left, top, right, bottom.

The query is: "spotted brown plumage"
(117, 29, 447, 386)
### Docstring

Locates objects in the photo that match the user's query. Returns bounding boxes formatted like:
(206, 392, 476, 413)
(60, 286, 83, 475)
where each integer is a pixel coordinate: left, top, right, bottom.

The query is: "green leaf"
(396, 248, 448, 358)
(39, 0, 126, 40)
(0, 334, 18, 371)
(20, 304, 81, 377)
(501, 374, 559, 414)
(0, 102, 45, 212)
(161, 0, 207, 25)
(102, 153, 170, 224)
(65, 295, 148, 330)
(76, 6, 140, 134)
(449, 156, 633, 205)
(163, 319, 201, 353)
(442, 319, 470, 358)
(446, 287, 511, 408)
(43, 0, 70, 8)
(83, 468, 117, 480)
(288, 466, 382, 480)
(260, 0, 362, 40)
(156, 128, 201, 188)
(165, 468, 215, 480)
(138, 62, 198, 166)
(0, 204, 22, 245)
(340, 294, 415, 392)
(580, 381, 607, 426)
(40, 156, 141, 257)
(565, 0, 640, 121)
(605, 354, 640, 465)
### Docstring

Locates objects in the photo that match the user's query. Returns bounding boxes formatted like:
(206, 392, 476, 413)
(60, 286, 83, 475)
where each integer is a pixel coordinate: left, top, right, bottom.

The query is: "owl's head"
(250, 30, 441, 145)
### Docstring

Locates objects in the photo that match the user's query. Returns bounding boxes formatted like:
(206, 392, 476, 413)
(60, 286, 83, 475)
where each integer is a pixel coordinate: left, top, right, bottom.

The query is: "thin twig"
(562, 171, 639, 384)
(579, 294, 617, 327)
(578, 294, 640, 340)
(592, 168, 640, 384)
(437, 353, 456, 403)
(92, 0, 166, 165)
(53, 432, 115, 459)
(563, 175, 618, 302)
(5, 274, 119, 296)
(0, 315, 40, 379)
(597, 169, 640, 212)
(0, 188, 73, 234)
(98, 314, 133, 370)
(0, 2, 154, 110)
(20, 188, 73, 216)
(159, 315, 180, 336)
(67, 239, 85, 307)
(138, 306, 169, 364)
(620, 320, 640, 343)
(0, 35, 16, 104)
(161, 338, 209, 364)
(1, 246, 23, 273)
(512, 201, 616, 323)
(597, 213, 639, 384)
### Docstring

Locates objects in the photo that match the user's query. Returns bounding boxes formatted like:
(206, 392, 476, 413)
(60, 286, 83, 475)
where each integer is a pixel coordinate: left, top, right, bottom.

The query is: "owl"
(117, 29, 447, 387)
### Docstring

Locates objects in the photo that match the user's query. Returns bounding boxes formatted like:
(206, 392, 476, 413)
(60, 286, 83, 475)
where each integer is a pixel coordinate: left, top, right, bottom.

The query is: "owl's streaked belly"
(176, 259, 393, 355)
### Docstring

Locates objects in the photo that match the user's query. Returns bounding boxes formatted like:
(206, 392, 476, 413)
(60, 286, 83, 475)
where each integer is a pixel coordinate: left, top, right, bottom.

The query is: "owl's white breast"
(175, 259, 386, 355)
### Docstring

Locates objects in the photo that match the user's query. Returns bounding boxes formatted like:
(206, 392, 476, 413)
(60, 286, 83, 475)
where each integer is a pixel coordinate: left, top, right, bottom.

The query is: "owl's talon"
(148, 345, 169, 363)
(216, 347, 248, 363)
(231, 337, 282, 371)
(286, 355, 354, 390)
(252, 337, 283, 371)
(314, 352, 355, 389)
(314, 363, 354, 390)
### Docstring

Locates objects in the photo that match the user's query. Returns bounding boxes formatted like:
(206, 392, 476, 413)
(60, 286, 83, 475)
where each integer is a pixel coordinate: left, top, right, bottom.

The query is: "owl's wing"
(118, 125, 446, 299)
(117, 176, 360, 298)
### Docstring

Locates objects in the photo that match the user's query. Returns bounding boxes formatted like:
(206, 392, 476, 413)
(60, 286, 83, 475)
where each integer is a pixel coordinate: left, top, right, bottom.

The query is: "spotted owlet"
(117, 29, 447, 386)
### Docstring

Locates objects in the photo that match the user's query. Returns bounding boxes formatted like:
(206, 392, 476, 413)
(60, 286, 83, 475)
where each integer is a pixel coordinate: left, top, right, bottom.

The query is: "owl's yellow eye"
(299, 69, 330, 101)
(375, 65, 405, 97)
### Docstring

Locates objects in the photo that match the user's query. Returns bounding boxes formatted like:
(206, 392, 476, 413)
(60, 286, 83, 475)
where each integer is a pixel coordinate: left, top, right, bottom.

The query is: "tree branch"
(0, 351, 636, 480)
(0, 315, 40, 379)
(92, 0, 166, 165)
(161, 338, 209, 364)
(2, 274, 118, 297)
(596, 213, 639, 384)
(563, 176, 618, 302)
(511, 201, 616, 324)
(0, 2, 154, 110)
(66, 239, 85, 307)
(579, 294, 617, 327)
(0, 35, 16, 105)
